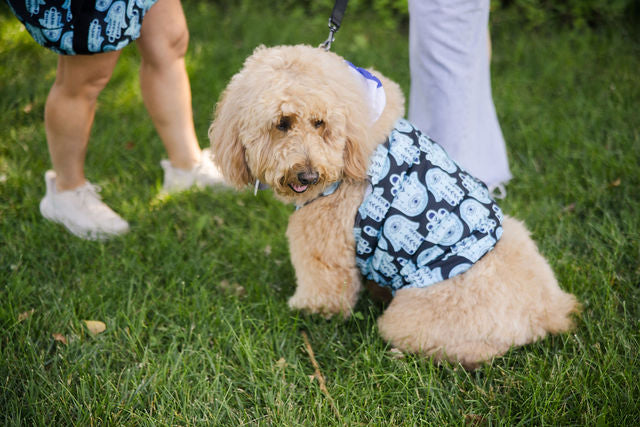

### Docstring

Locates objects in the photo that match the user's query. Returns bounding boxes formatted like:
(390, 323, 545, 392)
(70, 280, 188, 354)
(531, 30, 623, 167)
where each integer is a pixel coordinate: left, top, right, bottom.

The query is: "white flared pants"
(408, 0, 511, 188)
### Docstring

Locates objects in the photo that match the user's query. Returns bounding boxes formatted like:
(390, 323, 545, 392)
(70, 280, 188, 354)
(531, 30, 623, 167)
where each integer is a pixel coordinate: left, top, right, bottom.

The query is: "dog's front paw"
(288, 291, 354, 319)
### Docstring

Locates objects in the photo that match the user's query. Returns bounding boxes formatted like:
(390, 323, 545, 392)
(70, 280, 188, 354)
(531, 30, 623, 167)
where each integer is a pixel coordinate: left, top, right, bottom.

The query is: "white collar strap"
(345, 60, 386, 124)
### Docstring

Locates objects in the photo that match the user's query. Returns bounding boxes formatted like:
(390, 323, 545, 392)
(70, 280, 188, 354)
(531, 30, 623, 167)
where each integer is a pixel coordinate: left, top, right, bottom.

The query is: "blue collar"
(296, 181, 342, 210)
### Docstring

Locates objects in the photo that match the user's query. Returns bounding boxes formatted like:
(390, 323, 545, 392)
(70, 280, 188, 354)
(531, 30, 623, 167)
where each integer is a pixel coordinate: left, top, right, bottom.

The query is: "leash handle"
(321, 0, 349, 51)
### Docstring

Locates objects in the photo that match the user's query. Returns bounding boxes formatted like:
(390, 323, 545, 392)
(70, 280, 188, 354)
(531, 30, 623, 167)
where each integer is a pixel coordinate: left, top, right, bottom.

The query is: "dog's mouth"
(288, 183, 310, 193)
(283, 170, 319, 194)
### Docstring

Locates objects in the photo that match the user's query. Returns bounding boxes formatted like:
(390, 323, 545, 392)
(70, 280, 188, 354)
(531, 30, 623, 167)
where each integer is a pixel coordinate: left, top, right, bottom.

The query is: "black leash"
(321, 0, 349, 51)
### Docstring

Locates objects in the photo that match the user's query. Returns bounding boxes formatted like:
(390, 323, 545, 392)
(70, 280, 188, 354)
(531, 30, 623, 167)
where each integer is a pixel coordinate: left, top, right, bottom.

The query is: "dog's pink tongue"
(291, 184, 308, 193)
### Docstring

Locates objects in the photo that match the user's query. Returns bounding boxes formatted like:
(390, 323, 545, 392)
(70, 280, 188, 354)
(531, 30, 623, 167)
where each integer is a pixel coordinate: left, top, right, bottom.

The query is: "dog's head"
(208, 44, 404, 204)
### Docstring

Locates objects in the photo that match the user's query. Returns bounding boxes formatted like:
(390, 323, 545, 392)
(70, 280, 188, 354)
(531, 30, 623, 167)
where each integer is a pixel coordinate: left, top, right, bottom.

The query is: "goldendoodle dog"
(208, 44, 580, 368)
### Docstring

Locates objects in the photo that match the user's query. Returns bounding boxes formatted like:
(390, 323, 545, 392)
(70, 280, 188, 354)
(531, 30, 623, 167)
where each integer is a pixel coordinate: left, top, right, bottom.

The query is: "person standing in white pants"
(408, 0, 511, 194)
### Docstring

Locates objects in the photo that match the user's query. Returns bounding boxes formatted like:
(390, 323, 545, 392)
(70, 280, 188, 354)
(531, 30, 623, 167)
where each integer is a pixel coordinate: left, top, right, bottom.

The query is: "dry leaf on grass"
(52, 333, 67, 345)
(464, 414, 485, 426)
(18, 309, 35, 322)
(219, 280, 246, 297)
(83, 320, 106, 335)
(234, 285, 246, 297)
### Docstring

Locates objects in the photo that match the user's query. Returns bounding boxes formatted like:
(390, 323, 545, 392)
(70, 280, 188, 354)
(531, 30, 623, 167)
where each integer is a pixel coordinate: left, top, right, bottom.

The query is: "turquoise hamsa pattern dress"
(354, 119, 504, 293)
(5, 0, 157, 54)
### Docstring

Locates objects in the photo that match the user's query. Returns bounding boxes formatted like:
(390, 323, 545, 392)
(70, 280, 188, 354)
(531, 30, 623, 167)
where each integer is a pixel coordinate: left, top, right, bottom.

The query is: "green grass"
(1, 1, 639, 424)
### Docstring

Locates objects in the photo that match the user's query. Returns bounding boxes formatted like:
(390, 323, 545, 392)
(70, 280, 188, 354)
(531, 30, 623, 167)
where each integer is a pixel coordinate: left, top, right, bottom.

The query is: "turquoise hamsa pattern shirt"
(354, 119, 504, 293)
(5, 0, 157, 55)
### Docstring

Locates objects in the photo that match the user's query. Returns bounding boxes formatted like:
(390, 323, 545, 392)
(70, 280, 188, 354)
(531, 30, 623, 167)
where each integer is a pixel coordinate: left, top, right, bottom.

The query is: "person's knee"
(86, 70, 114, 95)
(54, 57, 117, 100)
(169, 25, 190, 59)
(141, 23, 190, 68)
(69, 68, 115, 101)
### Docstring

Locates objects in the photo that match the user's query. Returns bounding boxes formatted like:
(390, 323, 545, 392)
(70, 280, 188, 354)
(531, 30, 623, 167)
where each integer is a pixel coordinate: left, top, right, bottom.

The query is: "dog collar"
(296, 181, 342, 210)
(253, 179, 270, 195)
(345, 60, 386, 124)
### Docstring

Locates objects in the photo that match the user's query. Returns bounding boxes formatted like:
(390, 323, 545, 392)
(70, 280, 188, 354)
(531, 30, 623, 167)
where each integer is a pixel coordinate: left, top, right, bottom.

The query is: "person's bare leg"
(44, 51, 121, 191)
(41, 50, 129, 239)
(136, 0, 201, 169)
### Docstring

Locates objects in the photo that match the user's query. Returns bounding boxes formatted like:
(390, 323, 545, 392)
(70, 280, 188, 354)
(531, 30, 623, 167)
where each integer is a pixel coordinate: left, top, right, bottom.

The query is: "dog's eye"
(276, 117, 291, 132)
(313, 119, 324, 129)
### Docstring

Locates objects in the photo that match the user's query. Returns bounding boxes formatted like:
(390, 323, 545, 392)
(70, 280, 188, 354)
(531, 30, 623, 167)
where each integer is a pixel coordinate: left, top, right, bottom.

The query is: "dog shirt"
(354, 119, 504, 293)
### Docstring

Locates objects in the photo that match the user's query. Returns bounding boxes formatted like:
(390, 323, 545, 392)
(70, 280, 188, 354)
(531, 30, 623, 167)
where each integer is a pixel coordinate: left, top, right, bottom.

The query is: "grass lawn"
(1, 1, 639, 424)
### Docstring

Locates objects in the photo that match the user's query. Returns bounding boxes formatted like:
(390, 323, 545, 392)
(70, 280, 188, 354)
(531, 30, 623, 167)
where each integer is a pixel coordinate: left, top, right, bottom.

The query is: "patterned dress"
(354, 119, 504, 293)
(5, 0, 158, 54)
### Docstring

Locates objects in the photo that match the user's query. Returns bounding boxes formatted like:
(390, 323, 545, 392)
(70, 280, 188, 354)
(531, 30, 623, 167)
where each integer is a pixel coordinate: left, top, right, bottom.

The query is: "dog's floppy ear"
(342, 117, 373, 181)
(335, 63, 394, 182)
(342, 72, 406, 182)
(208, 88, 252, 189)
(338, 85, 379, 181)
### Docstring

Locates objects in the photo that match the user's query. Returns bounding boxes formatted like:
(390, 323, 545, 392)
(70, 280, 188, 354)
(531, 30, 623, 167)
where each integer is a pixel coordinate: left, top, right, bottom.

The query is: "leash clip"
(320, 0, 348, 51)
(321, 19, 338, 51)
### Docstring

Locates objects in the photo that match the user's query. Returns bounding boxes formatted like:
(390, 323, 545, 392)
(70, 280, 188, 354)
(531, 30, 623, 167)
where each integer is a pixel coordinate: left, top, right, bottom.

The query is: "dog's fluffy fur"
(209, 45, 580, 368)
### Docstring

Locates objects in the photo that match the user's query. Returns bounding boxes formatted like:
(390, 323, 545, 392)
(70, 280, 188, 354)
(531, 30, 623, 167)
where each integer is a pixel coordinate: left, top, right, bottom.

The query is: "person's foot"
(39, 170, 129, 240)
(160, 148, 226, 193)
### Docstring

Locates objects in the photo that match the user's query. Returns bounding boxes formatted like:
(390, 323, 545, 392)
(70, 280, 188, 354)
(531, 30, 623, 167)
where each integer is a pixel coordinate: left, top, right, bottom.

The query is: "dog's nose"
(297, 171, 319, 185)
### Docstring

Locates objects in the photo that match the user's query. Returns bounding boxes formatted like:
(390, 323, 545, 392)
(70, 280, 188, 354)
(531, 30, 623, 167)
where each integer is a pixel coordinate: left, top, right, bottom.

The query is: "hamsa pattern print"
(354, 119, 503, 293)
(6, 0, 157, 54)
